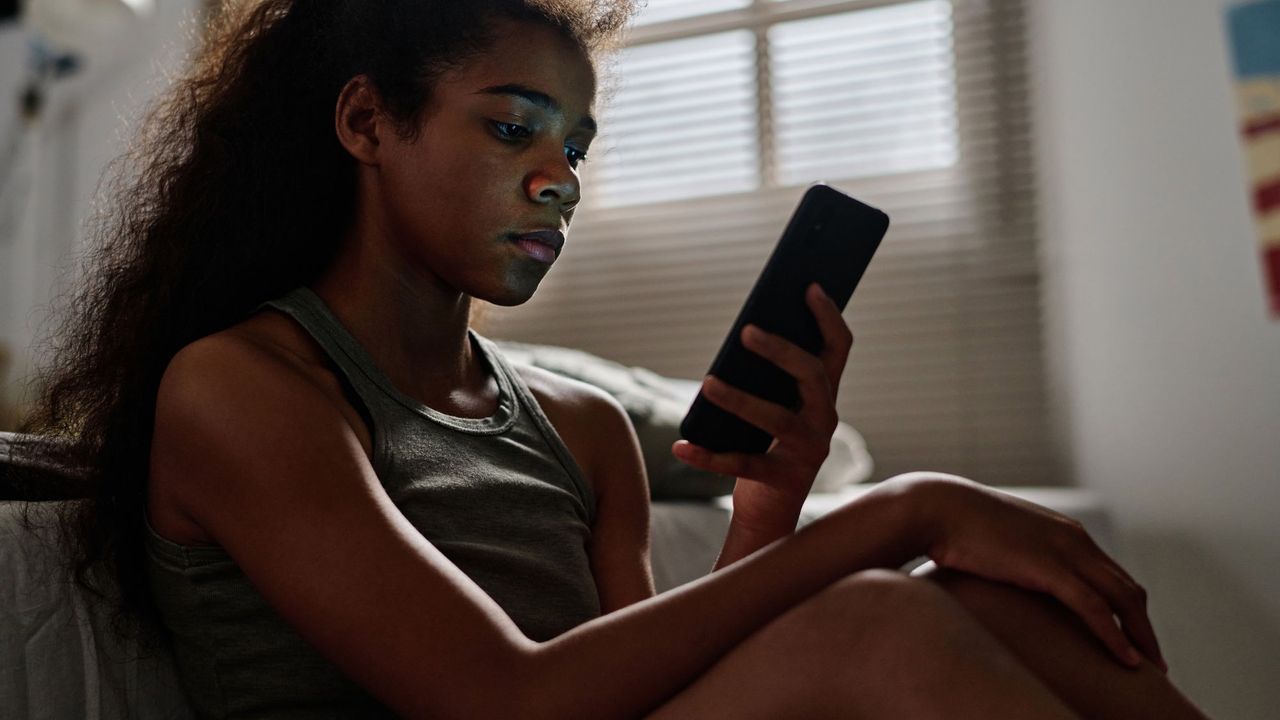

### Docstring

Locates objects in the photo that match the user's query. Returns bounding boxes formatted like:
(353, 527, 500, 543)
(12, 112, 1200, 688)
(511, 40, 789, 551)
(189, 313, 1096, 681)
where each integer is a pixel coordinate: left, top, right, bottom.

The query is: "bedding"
(494, 340, 874, 498)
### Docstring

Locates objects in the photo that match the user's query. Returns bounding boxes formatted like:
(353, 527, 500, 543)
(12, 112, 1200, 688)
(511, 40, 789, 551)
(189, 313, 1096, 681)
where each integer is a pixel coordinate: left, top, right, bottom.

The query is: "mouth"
(508, 229, 565, 265)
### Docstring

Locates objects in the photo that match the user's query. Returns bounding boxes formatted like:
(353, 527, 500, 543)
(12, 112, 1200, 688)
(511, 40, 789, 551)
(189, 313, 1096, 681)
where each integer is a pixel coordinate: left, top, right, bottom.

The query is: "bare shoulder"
(510, 363, 634, 498)
(173, 311, 372, 452)
(511, 362, 618, 416)
(148, 312, 373, 543)
(159, 312, 330, 398)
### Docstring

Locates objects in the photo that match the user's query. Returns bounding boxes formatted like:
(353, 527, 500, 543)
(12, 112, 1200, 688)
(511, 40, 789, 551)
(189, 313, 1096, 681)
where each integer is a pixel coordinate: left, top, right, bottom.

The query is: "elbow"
(488, 637, 570, 720)
(393, 637, 543, 720)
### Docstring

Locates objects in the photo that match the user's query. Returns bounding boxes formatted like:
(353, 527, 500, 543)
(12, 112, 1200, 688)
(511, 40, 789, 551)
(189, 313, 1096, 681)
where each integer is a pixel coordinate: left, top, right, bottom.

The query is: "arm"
(680, 284, 854, 573)
(503, 364, 658, 613)
(154, 334, 927, 720)
(712, 502, 803, 572)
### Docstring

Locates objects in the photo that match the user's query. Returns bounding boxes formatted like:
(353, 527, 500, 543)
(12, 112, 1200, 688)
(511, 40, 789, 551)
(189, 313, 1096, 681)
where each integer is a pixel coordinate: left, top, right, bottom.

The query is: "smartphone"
(678, 183, 889, 454)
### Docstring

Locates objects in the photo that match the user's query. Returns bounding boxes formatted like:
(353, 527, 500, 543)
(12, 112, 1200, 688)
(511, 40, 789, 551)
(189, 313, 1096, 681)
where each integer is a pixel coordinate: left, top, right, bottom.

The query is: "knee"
(922, 565, 1059, 621)
(756, 569, 979, 691)
(788, 569, 959, 644)
(816, 568, 951, 612)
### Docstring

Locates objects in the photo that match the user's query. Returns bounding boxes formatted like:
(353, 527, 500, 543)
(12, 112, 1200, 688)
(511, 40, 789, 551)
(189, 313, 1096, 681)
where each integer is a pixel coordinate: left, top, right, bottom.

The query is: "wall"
(0, 2, 199, 422)
(0, 21, 31, 424)
(1029, 0, 1280, 714)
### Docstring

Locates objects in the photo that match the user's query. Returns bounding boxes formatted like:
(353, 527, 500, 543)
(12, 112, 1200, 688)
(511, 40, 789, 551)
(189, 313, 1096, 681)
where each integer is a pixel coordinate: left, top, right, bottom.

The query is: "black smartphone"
(678, 183, 889, 454)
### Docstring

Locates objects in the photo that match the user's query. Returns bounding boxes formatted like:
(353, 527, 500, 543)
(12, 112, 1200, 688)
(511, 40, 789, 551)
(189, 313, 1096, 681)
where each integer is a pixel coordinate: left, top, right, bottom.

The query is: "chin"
(482, 293, 534, 308)
(479, 277, 543, 307)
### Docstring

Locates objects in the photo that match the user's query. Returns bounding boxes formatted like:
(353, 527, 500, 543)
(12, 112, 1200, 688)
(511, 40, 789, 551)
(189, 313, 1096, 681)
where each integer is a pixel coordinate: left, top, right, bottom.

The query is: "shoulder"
(156, 323, 314, 436)
(511, 362, 621, 421)
(507, 362, 640, 498)
(158, 313, 371, 447)
(172, 311, 371, 440)
(152, 316, 351, 469)
(162, 312, 330, 396)
(149, 314, 375, 539)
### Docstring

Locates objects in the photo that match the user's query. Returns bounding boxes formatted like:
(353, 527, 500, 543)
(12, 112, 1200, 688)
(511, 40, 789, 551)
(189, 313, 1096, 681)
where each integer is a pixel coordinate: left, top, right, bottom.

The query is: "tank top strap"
(253, 287, 519, 436)
(471, 332, 598, 525)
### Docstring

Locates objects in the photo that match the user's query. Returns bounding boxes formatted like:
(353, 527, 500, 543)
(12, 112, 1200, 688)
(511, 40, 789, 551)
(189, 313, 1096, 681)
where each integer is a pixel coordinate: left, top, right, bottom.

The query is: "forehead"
(443, 19, 598, 119)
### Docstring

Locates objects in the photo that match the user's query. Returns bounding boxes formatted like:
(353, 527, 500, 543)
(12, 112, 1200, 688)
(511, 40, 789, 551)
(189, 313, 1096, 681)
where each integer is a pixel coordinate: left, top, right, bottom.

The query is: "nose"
(526, 155, 581, 212)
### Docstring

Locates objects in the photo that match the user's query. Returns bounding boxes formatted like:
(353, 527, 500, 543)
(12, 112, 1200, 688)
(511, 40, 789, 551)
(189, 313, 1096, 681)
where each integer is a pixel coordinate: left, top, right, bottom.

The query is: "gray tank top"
(144, 286, 601, 718)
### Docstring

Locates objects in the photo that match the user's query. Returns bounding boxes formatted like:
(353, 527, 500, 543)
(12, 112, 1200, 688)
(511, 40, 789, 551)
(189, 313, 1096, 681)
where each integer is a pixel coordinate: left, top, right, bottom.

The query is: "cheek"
(380, 149, 451, 235)
(379, 150, 511, 265)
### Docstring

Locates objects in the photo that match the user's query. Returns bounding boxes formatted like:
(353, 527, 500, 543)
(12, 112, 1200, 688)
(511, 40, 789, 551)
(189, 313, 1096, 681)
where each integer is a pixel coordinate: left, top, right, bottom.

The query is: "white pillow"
(0, 501, 194, 719)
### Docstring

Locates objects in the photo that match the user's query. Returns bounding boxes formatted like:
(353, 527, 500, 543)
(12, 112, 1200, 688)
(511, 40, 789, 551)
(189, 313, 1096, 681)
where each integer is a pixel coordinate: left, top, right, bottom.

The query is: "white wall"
(0, 2, 200, 418)
(1030, 0, 1280, 713)
(0, 22, 33, 422)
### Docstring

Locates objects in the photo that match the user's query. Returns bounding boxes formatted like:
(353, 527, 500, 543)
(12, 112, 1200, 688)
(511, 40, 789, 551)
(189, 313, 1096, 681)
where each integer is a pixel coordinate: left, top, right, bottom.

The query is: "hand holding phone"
(678, 183, 888, 460)
(672, 281, 864, 509)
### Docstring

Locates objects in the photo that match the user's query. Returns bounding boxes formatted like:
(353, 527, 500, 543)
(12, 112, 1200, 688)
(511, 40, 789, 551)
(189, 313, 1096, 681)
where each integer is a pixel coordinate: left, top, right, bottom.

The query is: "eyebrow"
(476, 83, 597, 133)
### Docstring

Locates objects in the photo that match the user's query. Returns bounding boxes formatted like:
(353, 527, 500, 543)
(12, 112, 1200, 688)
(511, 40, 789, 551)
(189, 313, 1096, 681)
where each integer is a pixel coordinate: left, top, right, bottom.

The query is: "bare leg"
(644, 569, 1079, 719)
(921, 565, 1210, 720)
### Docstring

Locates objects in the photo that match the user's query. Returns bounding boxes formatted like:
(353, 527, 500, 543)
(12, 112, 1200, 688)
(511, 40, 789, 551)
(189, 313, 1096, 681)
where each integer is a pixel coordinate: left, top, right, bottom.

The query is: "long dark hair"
(15, 0, 640, 645)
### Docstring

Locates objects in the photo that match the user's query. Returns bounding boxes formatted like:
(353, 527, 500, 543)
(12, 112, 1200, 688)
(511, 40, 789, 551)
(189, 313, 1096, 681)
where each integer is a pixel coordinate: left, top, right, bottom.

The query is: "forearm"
(514, 477, 926, 720)
(712, 480, 808, 571)
(712, 509, 803, 572)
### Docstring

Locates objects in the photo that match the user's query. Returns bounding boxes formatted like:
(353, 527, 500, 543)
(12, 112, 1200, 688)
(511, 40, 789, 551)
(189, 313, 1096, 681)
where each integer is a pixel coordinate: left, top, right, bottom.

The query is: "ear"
(334, 75, 389, 166)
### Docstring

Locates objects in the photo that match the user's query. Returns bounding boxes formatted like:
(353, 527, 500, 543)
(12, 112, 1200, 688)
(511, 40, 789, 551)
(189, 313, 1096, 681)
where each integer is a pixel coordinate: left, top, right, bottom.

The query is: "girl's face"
(373, 17, 599, 306)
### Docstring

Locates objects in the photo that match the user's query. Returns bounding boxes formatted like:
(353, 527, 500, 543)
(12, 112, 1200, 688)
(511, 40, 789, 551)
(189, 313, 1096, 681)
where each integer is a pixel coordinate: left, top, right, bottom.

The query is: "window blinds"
(479, 0, 1064, 487)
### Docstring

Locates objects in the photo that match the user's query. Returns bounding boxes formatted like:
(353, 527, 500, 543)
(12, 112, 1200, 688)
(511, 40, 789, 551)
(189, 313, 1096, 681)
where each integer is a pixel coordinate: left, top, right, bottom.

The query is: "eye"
(492, 121, 590, 169)
(565, 146, 589, 169)
(492, 121, 532, 140)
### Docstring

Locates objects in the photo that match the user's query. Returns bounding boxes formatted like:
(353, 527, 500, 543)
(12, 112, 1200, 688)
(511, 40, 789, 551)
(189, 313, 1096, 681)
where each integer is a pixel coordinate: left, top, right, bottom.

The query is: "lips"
(510, 229, 565, 255)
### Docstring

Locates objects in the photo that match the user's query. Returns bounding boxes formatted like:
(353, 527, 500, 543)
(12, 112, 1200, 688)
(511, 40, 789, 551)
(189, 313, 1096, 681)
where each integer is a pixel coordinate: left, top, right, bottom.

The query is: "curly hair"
(15, 0, 642, 646)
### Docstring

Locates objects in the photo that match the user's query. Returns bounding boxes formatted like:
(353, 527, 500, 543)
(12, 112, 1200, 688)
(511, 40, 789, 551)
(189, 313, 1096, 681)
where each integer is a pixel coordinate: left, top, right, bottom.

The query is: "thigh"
(641, 570, 894, 720)
(920, 565, 1209, 720)
(641, 569, 1074, 720)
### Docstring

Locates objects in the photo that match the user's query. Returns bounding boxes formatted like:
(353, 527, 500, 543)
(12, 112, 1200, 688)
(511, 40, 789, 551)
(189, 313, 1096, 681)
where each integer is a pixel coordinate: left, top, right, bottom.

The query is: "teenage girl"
(23, 1, 1209, 717)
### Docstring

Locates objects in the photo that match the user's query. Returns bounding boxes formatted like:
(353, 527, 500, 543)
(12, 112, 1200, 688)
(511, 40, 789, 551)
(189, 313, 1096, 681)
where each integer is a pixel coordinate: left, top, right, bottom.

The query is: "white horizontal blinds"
(771, 1, 959, 183)
(480, 0, 1063, 486)
(587, 30, 760, 207)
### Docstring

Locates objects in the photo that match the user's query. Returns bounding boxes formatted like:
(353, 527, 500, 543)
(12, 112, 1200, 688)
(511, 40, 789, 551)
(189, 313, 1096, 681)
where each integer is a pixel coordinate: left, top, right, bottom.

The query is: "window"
(483, 0, 1062, 486)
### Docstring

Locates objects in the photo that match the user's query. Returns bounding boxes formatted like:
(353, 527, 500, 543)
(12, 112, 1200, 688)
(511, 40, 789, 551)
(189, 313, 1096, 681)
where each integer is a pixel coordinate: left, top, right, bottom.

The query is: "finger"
(1078, 556, 1165, 672)
(671, 439, 775, 480)
(740, 325, 837, 428)
(700, 375, 817, 449)
(1066, 528, 1166, 671)
(805, 283, 854, 392)
(1053, 570, 1145, 669)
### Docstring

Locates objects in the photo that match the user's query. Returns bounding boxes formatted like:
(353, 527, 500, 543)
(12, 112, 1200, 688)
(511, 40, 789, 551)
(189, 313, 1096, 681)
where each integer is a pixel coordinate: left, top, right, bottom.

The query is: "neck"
(310, 231, 487, 406)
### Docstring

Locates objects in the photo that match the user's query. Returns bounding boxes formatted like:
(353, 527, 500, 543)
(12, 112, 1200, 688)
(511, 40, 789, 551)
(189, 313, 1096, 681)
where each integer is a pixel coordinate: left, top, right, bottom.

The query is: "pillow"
(0, 500, 195, 719)
(0, 433, 88, 502)
(492, 341, 874, 499)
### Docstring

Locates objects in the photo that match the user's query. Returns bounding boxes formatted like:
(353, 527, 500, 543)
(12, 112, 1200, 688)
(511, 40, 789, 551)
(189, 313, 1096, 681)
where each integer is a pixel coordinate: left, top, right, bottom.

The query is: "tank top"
(143, 286, 601, 719)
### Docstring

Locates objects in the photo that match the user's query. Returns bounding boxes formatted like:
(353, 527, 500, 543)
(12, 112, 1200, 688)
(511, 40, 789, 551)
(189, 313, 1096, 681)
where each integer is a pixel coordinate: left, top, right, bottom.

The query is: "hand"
(902, 472, 1166, 673)
(672, 283, 853, 530)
